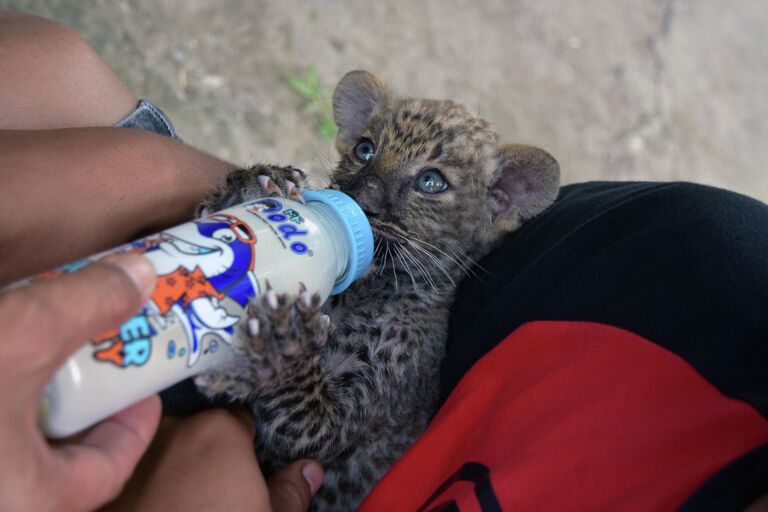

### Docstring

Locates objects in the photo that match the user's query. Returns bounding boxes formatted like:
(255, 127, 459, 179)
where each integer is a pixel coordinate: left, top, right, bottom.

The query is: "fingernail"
(109, 254, 156, 298)
(302, 462, 324, 495)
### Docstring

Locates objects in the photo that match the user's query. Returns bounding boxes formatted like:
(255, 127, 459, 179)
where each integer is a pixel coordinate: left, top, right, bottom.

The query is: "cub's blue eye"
(353, 138, 376, 162)
(416, 169, 449, 194)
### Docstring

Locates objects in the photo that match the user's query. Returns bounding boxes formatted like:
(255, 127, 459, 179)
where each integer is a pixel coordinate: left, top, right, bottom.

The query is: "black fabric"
(678, 442, 768, 512)
(442, 181, 768, 509)
(160, 377, 219, 416)
(443, 181, 768, 414)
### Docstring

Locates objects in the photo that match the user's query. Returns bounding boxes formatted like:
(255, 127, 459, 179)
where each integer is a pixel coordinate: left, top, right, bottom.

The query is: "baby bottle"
(36, 189, 373, 438)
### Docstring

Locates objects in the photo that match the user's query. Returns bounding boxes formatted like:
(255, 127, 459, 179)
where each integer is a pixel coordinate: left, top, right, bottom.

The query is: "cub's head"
(330, 70, 560, 274)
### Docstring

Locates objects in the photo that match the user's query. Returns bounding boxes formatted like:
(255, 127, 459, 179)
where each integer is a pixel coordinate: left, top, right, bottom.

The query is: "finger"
(268, 459, 324, 512)
(1, 254, 155, 379)
(51, 394, 161, 511)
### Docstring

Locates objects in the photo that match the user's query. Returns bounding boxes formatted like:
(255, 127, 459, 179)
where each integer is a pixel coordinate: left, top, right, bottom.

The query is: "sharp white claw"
(265, 289, 278, 309)
(247, 318, 260, 337)
(258, 175, 282, 196)
(290, 188, 305, 204)
(299, 291, 311, 308)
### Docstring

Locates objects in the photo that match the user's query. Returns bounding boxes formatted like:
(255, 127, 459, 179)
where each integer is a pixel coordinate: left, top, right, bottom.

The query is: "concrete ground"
(5, 0, 768, 201)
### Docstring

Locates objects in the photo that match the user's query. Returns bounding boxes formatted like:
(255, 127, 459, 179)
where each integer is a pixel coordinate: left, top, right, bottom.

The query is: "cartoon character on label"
(92, 214, 259, 369)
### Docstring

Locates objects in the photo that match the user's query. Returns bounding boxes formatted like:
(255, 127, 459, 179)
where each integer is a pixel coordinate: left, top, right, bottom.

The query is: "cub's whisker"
(389, 231, 459, 286)
(400, 244, 439, 294)
(394, 245, 419, 290)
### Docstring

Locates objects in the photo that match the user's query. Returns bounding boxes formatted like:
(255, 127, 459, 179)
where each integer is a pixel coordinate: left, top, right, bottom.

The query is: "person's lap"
(433, 181, 768, 510)
(445, 181, 768, 409)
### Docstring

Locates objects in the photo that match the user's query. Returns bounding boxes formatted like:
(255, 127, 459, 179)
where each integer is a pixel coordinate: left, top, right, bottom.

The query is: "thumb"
(268, 459, 324, 512)
(10, 254, 156, 377)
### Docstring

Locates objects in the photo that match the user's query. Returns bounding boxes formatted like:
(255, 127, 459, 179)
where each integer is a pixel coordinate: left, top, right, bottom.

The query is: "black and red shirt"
(361, 182, 768, 511)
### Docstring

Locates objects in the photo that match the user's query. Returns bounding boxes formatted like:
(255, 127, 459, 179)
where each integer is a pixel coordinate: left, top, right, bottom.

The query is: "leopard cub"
(198, 70, 560, 510)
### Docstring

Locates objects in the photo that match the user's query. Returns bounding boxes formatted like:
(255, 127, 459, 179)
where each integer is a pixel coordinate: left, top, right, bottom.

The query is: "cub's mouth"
(367, 218, 407, 244)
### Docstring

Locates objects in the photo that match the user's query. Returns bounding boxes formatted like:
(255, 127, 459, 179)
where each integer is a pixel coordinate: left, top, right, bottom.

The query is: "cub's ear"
(332, 70, 391, 154)
(489, 144, 560, 231)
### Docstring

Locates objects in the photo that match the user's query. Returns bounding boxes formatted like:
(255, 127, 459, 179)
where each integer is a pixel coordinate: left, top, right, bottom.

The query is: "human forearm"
(0, 127, 236, 284)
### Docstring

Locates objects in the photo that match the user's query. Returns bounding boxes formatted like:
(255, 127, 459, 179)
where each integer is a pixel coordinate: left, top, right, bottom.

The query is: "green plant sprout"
(284, 66, 337, 140)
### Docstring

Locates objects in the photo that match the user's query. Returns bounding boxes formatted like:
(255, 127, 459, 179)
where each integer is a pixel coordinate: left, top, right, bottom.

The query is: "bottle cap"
(303, 189, 374, 294)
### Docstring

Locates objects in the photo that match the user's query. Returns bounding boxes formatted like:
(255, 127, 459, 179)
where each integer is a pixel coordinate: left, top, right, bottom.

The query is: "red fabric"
(360, 321, 768, 511)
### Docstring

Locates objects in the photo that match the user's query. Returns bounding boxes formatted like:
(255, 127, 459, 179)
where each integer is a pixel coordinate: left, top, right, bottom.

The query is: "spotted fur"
(197, 71, 560, 510)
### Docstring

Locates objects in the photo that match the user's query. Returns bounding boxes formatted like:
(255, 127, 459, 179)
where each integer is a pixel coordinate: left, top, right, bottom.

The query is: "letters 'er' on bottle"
(37, 189, 373, 438)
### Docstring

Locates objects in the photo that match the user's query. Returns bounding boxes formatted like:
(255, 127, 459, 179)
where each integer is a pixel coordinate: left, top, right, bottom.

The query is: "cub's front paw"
(197, 164, 307, 216)
(255, 165, 307, 203)
(241, 282, 329, 380)
(195, 282, 330, 399)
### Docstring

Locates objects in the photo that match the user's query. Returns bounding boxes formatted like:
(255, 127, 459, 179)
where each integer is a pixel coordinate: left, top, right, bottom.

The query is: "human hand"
(0, 255, 162, 511)
(101, 408, 324, 512)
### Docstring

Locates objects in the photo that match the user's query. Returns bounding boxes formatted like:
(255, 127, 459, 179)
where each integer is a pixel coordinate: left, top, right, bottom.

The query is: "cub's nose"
(348, 176, 386, 216)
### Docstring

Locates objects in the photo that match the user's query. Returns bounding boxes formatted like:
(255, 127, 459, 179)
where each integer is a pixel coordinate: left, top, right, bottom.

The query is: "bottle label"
(248, 198, 313, 256)
(38, 197, 321, 371)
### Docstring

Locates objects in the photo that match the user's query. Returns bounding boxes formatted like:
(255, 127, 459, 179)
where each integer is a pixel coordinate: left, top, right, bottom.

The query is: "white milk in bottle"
(35, 189, 373, 438)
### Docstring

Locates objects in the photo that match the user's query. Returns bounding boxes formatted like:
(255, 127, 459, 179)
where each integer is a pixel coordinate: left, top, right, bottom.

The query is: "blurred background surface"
(5, 0, 768, 201)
